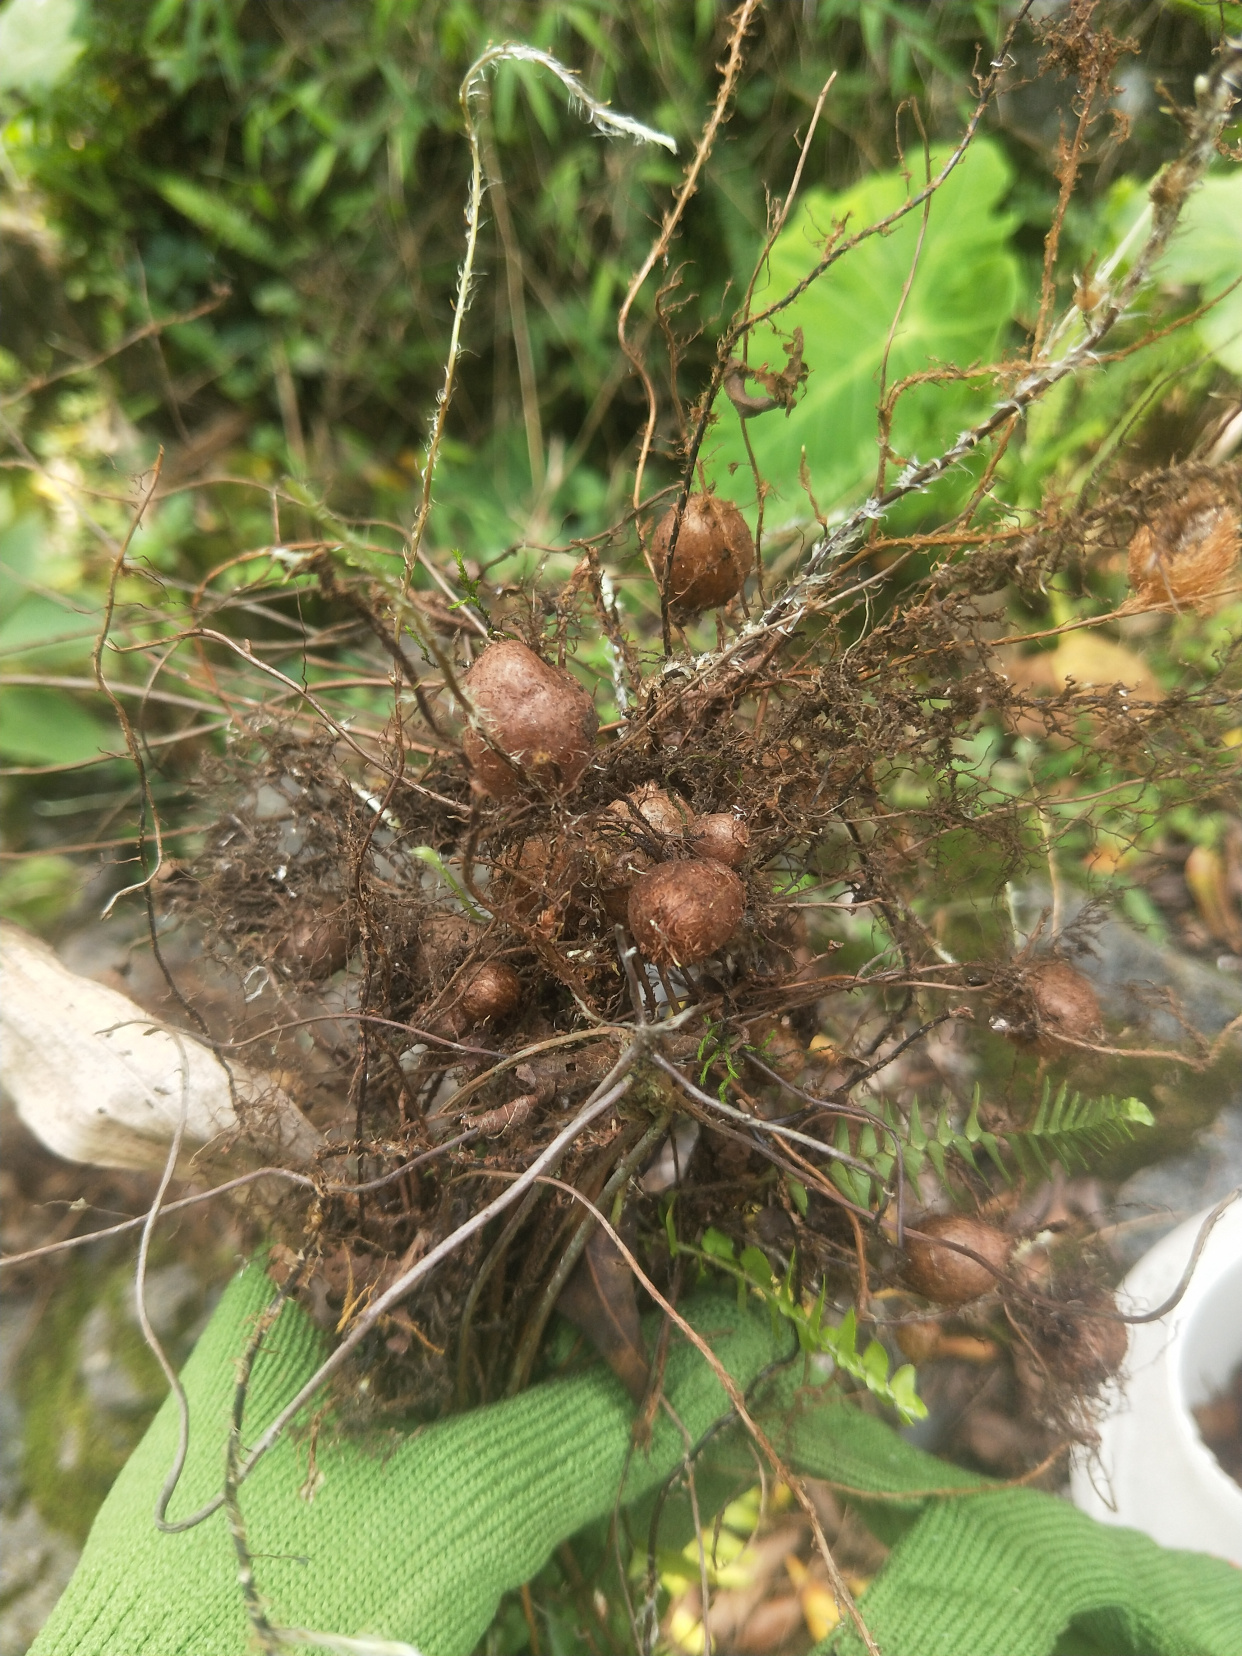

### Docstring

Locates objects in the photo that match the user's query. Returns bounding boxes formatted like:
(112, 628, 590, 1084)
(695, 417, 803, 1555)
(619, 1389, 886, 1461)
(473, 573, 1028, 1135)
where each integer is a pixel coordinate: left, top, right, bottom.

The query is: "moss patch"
(17, 1255, 181, 1543)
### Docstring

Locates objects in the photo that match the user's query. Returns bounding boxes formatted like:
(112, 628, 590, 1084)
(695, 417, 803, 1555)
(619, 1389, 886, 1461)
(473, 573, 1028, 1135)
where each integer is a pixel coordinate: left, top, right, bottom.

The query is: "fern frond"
(852, 1083, 1153, 1203)
(1008, 1079, 1155, 1179)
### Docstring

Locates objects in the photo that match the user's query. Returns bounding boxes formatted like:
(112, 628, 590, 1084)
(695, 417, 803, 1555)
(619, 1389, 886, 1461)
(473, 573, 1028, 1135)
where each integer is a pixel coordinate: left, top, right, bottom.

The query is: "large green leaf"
(707, 139, 1019, 526)
(0, 513, 101, 670)
(1159, 173, 1242, 376)
(0, 0, 83, 96)
(0, 686, 114, 765)
(1102, 170, 1242, 377)
(0, 511, 41, 610)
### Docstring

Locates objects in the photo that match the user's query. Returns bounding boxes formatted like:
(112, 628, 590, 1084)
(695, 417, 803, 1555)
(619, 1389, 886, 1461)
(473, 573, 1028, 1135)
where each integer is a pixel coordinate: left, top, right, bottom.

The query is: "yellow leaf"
(800, 1585, 841, 1642)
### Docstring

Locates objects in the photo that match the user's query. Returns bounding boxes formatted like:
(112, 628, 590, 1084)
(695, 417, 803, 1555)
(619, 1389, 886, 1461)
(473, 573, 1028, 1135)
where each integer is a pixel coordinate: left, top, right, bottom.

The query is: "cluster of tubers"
(450, 495, 757, 968)
(184, 473, 1147, 1431)
(460, 636, 749, 967)
(460, 491, 757, 800)
(902, 1211, 1130, 1397)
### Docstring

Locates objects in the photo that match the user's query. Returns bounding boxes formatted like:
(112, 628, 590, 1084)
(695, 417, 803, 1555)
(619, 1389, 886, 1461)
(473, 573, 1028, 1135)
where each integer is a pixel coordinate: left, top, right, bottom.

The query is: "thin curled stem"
(406, 42, 673, 592)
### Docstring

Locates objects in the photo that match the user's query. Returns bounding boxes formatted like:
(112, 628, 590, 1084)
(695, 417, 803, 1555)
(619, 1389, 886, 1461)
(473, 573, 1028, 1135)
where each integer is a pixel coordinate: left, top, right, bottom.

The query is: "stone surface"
(1112, 1104, 1242, 1268)
(1011, 884, 1242, 1043)
(1018, 889, 1242, 1267)
(0, 1505, 79, 1656)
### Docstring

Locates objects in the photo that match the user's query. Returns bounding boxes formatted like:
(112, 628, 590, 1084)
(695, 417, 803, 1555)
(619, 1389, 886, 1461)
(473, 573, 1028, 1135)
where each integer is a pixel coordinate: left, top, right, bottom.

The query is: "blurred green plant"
(826, 1085, 1155, 1211)
(4, 0, 1019, 517)
(0, 851, 83, 927)
(668, 1216, 927, 1424)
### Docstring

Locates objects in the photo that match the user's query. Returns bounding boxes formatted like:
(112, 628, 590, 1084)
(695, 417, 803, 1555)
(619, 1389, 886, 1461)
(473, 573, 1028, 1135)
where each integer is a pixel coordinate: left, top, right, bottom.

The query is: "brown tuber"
(594, 785, 694, 920)
(894, 1318, 943, 1365)
(1023, 959, 1103, 1050)
(689, 812, 749, 870)
(905, 1214, 1013, 1305)
(1018, 1290, 1129, 1393)
(609, 782, 693, 841)
(1051, 1295, 1129, 1386)
(455, 961, 523, 1027)
(1127, 483, 1240, 612)
(493, 834, 583, 922)
(414, 911, 477, 985)
(652, 491, 755, 614)
(273, 911, 352, 978)
(461, 640, 598, 798)
(627, 858, 744, 966)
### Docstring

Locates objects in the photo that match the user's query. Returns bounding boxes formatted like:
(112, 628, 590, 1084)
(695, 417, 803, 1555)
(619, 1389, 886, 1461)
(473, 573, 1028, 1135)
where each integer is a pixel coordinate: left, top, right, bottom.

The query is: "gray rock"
(0, 1504, 78, 1656)
(125, 1262, 199, 1339)
(1010, 884, 1242, 1043)
(77, 1304, 146, 1415)
(1010, 885, 1242, 1266)
(1111, 1106, 1242, 1268)
(0, 1387, 24, 1510)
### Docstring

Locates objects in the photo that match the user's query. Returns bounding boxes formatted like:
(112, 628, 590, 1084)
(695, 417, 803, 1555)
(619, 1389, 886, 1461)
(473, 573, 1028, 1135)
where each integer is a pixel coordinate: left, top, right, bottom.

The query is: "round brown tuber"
(461, 640, 598, 798)
(610, 782, 693, 840)
(593, 785, 694, 920)
(652, 492, 755, 615)
(493, 834, 583, 921)
(688, 812, 749, 870)
(456, 961, 523, 1027)
(1020, 1290, 1129, 1391)
(273, 911, 352, 978)
(744, 1015, 805, 1080)
(894, 1318, 943, 1365)
(905, 1214, 1013, 1306)
(627, 858, 744, 966)
(1024, 959, 1103, 1049)
(1128, 483, 1240, 612)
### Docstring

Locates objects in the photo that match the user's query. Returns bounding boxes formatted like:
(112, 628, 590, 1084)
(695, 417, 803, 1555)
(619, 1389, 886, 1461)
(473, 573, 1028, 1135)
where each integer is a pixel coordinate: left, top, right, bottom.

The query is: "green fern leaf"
(1010, 1079, 1154, 1177)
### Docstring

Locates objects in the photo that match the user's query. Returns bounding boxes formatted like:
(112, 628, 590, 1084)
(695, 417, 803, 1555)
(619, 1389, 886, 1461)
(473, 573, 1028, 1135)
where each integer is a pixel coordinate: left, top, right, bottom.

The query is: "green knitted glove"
(776, 1408, 1242, 1656)
(31, 1260, 1242, 1656)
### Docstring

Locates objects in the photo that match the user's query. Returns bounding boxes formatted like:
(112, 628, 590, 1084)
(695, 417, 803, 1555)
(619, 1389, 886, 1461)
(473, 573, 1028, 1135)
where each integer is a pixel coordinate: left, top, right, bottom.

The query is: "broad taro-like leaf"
(1106, 170, 1242, 377)
(708, 138, 1019, 527)
(0, 687, 114, 767)
(1156, 173, 1242, 375)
